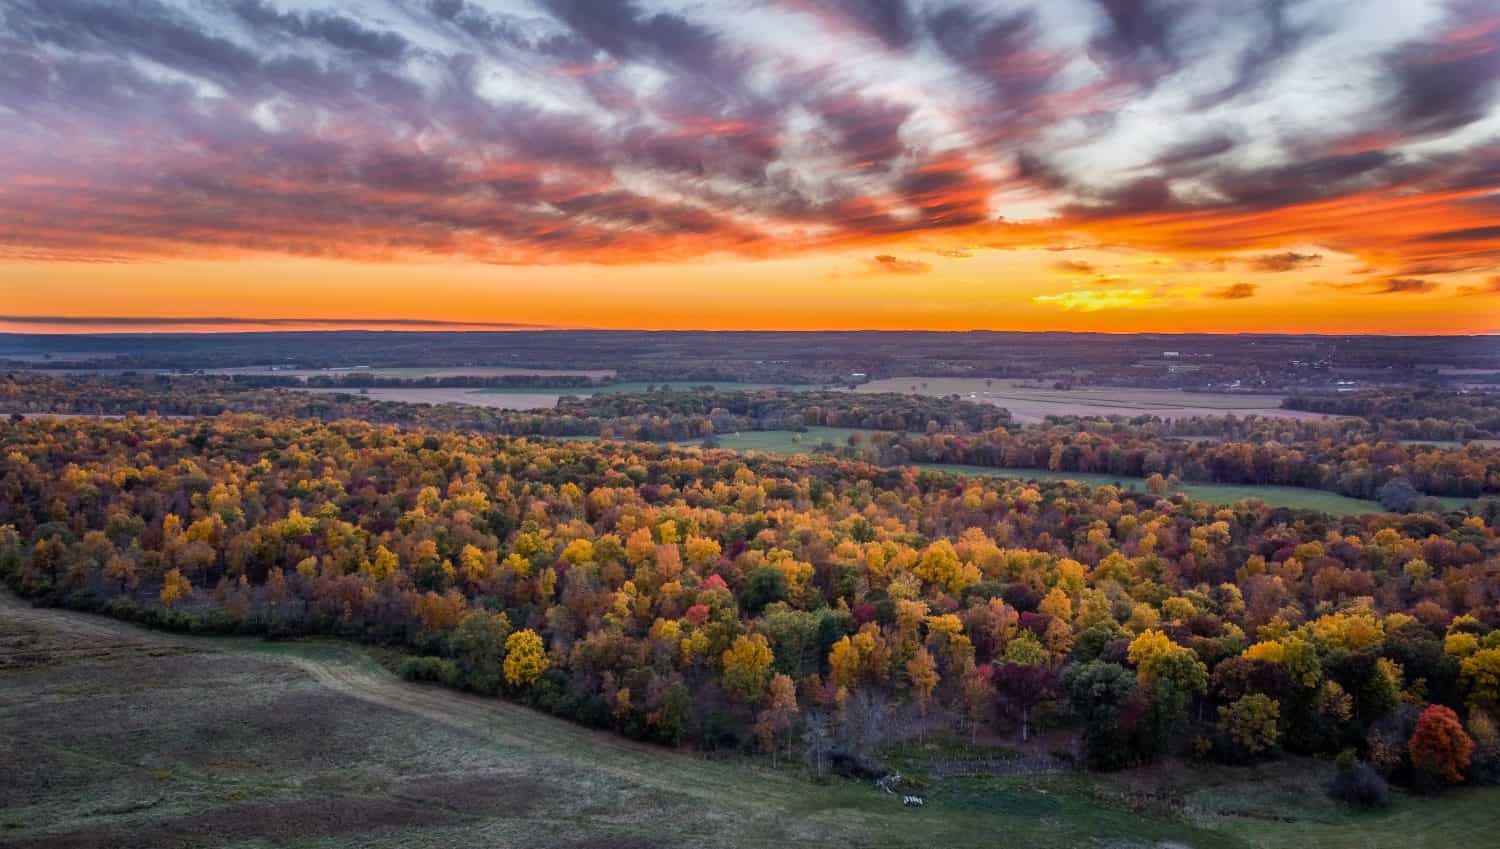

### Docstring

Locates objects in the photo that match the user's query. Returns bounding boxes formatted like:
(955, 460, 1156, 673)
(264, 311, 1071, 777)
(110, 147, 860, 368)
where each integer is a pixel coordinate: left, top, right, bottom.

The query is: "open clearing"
(206, 366, 617, 380)
(292, 386, 567, 410)
(915, 464, 1473, 516)
(3, 594, 1495, 849)
(851, 378, 1328, 424)
(294, 382, 821, 411)
(607, 429, 1468, 516)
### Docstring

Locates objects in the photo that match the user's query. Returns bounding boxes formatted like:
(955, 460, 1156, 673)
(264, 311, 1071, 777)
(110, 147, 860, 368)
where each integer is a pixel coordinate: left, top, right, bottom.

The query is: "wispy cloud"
(1247, 252, 1322, 272)
(869, 254, 932, 274)
(0, 316, 549, 330)
(1209, 282, 1259, 300)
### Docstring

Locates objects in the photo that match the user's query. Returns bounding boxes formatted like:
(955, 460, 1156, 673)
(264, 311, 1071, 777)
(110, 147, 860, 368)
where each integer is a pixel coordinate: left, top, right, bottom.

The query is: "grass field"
(850, 378, 1327, 425)
(4, 594, 1496, 849)
(292, 381, 827, 412)
(680, 426, 882, 452)
(208, 366, 617, 380)
(913, 464, 1402, 515)
(633, 428, 1467, 516)
(478, 381, 824, 396)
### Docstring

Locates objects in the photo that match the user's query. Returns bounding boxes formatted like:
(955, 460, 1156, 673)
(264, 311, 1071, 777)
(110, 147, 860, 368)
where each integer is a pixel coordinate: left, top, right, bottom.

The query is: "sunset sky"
(1, 0, 1498, 333)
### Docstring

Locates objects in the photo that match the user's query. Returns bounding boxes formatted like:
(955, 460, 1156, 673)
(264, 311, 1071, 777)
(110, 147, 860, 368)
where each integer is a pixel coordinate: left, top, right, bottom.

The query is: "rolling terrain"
(4, 592, 1495, 849)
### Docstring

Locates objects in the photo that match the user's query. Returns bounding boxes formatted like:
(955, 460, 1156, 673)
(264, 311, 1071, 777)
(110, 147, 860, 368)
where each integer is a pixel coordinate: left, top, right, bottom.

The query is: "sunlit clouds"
(0, 0, 1497, 331)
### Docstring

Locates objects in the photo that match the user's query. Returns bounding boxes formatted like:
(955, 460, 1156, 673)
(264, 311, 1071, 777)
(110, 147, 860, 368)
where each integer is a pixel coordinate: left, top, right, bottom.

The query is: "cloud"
(935, 248, 972, 258)
(1032, 287, 1157, 311)
(0, 0, 1493, 284)
(1384, 1, 1500, 137)
(1052, 259, 1096, 275)
(1248, 251, 1321, 272)
(1209, 282, 1258, 299)
(0, 315, 548, 329)
(1374, 277, 1439, 294)
(1412, 226, 1500, 243)
(869, 254, 932, 273)
(1457, 276, 1500, 296)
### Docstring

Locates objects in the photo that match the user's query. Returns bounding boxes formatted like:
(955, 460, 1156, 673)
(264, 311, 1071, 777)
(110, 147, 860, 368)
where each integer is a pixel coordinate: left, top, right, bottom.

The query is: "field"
(607, 429, 1463, 516)
(292, 386, 566, 410)
(913, 465, 1478, 516)
(851, 378, 1327, 424)
(3, 593, 1495, 849)
(293, 382, 822, 412)
(207, 366, 617, 380)
(680, 426, 881, 452)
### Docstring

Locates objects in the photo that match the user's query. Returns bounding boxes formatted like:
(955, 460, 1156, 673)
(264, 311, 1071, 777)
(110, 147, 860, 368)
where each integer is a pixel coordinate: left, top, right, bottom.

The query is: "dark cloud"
(1248, 251, 1321, 272)
(1412, 226, 1500, 243)
(1208, 282, 1258, 299)
(1086, 0, 1185, 89)
(1457, 276, 1500, 296)
(870, 254, 931, 273)
(1153, 133, 1237, 168)
(1053, 259, 1095, 274)
(1374, 277, 1439, 294)
(1384, 0, 1500, 137)
(228, 1, 408, 60)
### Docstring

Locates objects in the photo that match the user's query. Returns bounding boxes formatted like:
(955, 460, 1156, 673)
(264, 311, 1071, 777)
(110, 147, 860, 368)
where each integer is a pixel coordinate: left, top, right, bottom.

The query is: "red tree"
(1409, 704, 1473, 785)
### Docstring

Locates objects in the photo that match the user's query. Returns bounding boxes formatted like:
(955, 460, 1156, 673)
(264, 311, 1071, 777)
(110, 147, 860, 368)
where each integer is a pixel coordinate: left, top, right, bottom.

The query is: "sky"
(1, 0, 1498, 333)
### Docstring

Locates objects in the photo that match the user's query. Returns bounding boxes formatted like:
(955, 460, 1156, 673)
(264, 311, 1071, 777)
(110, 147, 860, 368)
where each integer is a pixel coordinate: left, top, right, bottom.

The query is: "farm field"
(4, 592, 1491, 849)
(292, 382, 825, 412)
(291, 386, 566, 410)
(851, 378, 1328, 424)
(207, 365, 616, 380)
(477, 381, 824, 396)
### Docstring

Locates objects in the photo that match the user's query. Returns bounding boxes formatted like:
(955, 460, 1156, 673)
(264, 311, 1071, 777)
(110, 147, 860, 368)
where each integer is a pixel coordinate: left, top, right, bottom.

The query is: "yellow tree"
(755, 673, 800, 760)
(503, 629, 549, 688)
(159, 568, 191, 608)
(722, 633, 774, 703)
(907, 648, 939, 715)
(1461, 647, 1500, 715)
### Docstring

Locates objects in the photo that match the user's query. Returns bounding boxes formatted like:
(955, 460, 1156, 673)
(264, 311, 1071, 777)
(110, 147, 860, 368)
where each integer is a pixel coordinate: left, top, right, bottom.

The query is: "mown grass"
(479, 381, 822, 396)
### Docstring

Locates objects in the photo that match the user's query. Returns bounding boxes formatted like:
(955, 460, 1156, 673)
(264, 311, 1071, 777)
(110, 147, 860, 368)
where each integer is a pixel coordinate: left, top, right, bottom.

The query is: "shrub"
(399, 656, 461, 687)
(1330, 751, 1390, 808)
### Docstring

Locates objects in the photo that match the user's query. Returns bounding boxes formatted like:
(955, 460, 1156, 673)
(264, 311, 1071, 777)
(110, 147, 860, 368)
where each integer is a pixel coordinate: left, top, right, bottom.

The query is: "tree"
(722, 633, 774, 702)
(451, 611, 511, 693)
(755, 673, 800, 759)
(1129, 630, 1208, 757)
(1377, 477, 1420, 513)
(1461, 647, 1500, 716)
(1409, 704, 1473, 785)
(1063, 660, 1138, 770)
(503, 629, 549, 689)
(907, 648, 938, 715)
(1218, 693, 1280, 759)
(1004, 629, 1049, 666)
(994, 662, 1057, 742)
(159, 568, 191, 608)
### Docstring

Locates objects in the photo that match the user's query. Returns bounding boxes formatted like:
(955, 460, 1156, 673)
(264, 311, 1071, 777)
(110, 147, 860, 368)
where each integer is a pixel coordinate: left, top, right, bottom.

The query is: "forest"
(5, 374, 1497, 505)
(3, 411, 1498, 800)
